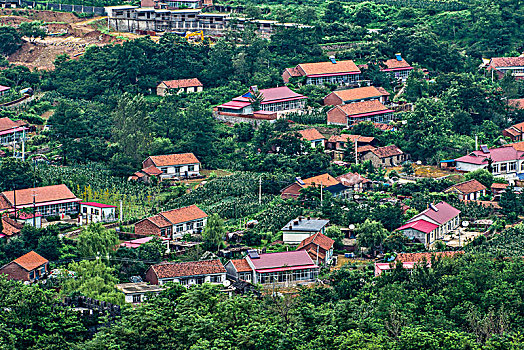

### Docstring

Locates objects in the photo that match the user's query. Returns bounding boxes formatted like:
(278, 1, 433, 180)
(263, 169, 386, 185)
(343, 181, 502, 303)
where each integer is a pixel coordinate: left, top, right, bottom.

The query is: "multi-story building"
(0, 117, 28, 146)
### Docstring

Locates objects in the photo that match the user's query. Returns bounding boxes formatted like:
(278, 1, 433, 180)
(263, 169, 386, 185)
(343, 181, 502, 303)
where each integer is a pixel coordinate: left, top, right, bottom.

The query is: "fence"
(19, 0, 106, 15)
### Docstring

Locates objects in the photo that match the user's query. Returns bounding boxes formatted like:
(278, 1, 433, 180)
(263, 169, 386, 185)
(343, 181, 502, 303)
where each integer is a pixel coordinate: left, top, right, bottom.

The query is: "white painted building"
(116, 282, 165, 304)
(79, 202, 117, 224)
(142, 153, 201, 180)
(281, 217, 329, 244)
(146, 259, 226, 286)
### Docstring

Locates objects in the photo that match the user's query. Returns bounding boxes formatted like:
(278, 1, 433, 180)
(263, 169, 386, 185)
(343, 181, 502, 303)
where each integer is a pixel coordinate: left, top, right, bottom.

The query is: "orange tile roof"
(160, 78, 203, 89)
(13, 251, 48, 271)
(370, 145, 403, 158)
(230, 258, 252, 273)
(336, 100, 390, 117)
(147, 214, 172, 228)
(491, 183, 509, 189)
(160, 204, 207, 225)
(445, 179, 486, 195)
(1, 184, 78, 207)
(142, 165, 163, 176)
(356, 145, 376, 153)
(383, 58, 412, 69)
(507, 141, 524, 152)
(298, 128, 325, 141)
(297, 232, 334, 251)
(147, 153, 200, 167)
(2, 217, 23, 237)
(298, 60, 360, 76)
(331, 86, 383, 102)
(396, 251, 463, 263)
(302, 173, 340, 187)
(490, 57, 524, 68)
(375, 86, 391, 96)
(150, 259, 225, 279)
(328, 134, 375, 144)
(508, 99, 524, 109)
(0, 117, 26, 132)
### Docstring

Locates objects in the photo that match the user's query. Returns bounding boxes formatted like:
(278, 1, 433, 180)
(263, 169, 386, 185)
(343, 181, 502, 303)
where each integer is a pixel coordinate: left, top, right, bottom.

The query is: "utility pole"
(119, 199, 123, 222)
(354, 136, 359, 165)
(32, 189, 36, 227)
(320, 181, 323, 205)
(475, 134, 478, 150)
(258, 177, 262, 205)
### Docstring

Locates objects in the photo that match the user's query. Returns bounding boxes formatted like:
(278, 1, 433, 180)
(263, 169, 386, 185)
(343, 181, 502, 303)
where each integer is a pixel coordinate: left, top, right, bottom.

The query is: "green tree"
(0, 26, 22, 56)
(500, 187, 520, 221)
(464, 168, 496, 188)
(202, 214, 225, 251)
(18, 21, 46, 42)
(0, 158, 39, 192)
(76, 223, 119, 258)
(356, 219, 388, 255)
(137, 237, 165, 262)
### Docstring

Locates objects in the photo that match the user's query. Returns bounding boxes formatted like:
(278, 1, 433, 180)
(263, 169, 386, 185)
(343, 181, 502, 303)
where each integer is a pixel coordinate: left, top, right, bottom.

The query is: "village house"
(0, 117, 28, 146)
(142, 153, 201, 180)
(120, 235, 170, 250)
(486, 57, 524, 81)
(325, 134, 376, 160)
(282, 57, 362, 86)
(297, 128, 326, 148)
(214, 86, 307, 124)
(134, 204, 208, 239)
(156, 78, 203, 96)
(336, 172, 372, 192)
(380, 54, 414, 82)
(296, 232, 334, 265)
(0, 184, 80, 218)
(323, 86, 389, 106)
(281, 216, 329, 244)
(444, 179, 487, 200)
(145, 259, 226, 286)
(0, 216, 23, 240)
(491, 182, 509, 198)
(280, 173, 349, 200)
(503, 119, 524, 142)
(374, 251, 464, 276)
(0, 251, 48, 282)
(360, 145, 406, 167)
(397, 201, 461, 248)
(455, 145, 524, 184)
(508, 98, 524, 110)
(17, 212, 42, 228)
(116, 282, 166, 303)
(327, 100, 395, 127)
(224, 250, 319, 285)
(80, 202, 117, 224)
(0, 85, 10, 96)
(129, 164, 164, 183)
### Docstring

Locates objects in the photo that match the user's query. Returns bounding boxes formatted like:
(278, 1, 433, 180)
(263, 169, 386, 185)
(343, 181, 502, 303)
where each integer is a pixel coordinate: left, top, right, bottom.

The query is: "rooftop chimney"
(329, 55, 337, 64)
(395, 53, 402, 61)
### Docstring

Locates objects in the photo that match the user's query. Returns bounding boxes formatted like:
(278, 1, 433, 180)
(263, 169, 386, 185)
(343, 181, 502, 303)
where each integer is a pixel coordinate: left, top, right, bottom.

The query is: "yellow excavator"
(184, 30, 204, 43)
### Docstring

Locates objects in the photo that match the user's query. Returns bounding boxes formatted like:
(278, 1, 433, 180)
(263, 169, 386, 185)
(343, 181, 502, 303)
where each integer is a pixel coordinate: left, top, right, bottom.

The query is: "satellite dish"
(222, 280, 231, 287)
(462, 221, 469, 227)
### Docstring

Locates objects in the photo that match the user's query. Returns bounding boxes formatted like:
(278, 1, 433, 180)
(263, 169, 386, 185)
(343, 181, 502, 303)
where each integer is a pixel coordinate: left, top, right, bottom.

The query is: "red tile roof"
(395, 251, 464, 263)
(13, 251, 48, 271)
(1, 184, 78, 207)
(0, 117, 26, 133)
(375, 86, 390, 96)
(396, 219, 439, 234)
(445, 179, 486, 195)
(297, 60, 360, 76)
(147, 214, 172, 228)
(334, 100, 392, 117)
(284, 67, 300, 78)
(382, 58, 412, 70)
(229, 258, 252, 273)
(489, 57, 524, 68)
(160, 78, 203, 89)
(1, 217, 23, 237)
(298, 128, 325, 141)
(491, 182, 509, 190)
(455, 146, 524, 165)
(356, 145, 376, 153)
(329, 86, 384, 102)
(150, 259, 225, 279)
(142, 165, 163, 176)
(328, 134, 375, 144)
(508, 99, 524, 109)
(160, 204, 207, 225)
(507, 141, 524, 152)
(373, 122, 394, 131)
(147, 153, 200, 167)
(370, 145, 403, 158)
(297, 232, 334, 251)
(410, 201, 461, 225)
(301, 173, 340, 187)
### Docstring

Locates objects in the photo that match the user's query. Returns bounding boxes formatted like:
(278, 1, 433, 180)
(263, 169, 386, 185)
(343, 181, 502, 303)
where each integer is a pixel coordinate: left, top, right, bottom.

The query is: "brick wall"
(135, 219, 162, 236)
(145, 267, 159, 285)
(142, 158, 155, 169)
(0, 262, 29, 281)
(323, 93, 343, 106)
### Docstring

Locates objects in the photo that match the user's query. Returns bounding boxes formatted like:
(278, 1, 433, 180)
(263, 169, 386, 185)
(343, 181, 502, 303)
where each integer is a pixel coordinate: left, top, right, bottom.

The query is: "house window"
(501, 163, 507, 172)
(83, 207, 87, 214)
(176, 224, 184, 232)
(187, 222, 194, 230)
(509, 162, 516, 172)
(492, 164, 499, 173)
(160, 167, 168, 173)
(196, 220, 204, 228)
(132, 295, 141, 303)
(188, 165, 195, 172)
(209, 275, 222, 283)
(29, 271, 35, 280)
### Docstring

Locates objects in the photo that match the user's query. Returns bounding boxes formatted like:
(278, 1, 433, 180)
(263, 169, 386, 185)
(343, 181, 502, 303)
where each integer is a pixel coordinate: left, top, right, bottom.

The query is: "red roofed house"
(508, 99, 524, 110)
(503, 121, 524, 142)
(142, 152, 201, 180)
(0, 117, 29, 146)
(135, 204, 208, 239)
(297, 128, 326, 148)
(145, 259, 226, 286)
(336, 171, 372, 192)
(374, 251, 464, 276)
(0, 85, 10, 96)
(398, 201, 461, 248)
(0, 216, 24, 240)
(280, 173, 350, 200)
(323, 86, 389, 106)
(0, 251, 49, 282)
(444, 179, 487, 200)
(360, 145, 406, 167)
(327, 100, 395, 127)
(325, 134, 376, 160)
(156, 78, 203, 96)
(282, 57, 362, 86)
(455, 145, 524, 183)
(0, 184, 80, 218)
(224, 250, 319, 285)
(80, 202, 117, 224)
(380, 54, 413, 82)
(129, 165, 164, 184)
(214, 86, 307, 124)
(296, 232, 334, 265)
(491, 182, 509, 197)
(486, 57, 524, 81)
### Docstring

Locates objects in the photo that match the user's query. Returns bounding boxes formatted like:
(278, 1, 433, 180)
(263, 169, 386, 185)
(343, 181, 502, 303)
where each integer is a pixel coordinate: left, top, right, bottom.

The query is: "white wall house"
(146, 259, 226, 286)
(281, 217, 329, 244)
(79, 202, 117, 224)
(134, 205, 208, 239)
(455, 146, 524, 184)
(116, 282, 165, 304)
(142, 153, 201, 180)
